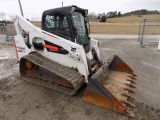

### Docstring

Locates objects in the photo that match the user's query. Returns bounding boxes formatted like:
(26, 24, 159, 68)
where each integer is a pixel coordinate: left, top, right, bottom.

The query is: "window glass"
(71, 12, 88, 45)
(45, 15, 54, 29)
(44, 13, 71, 40)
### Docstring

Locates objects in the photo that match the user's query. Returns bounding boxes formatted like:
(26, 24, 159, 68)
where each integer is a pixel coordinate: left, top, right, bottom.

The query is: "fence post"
(140, 19, 146, 47)
(138, 22, 142, 42)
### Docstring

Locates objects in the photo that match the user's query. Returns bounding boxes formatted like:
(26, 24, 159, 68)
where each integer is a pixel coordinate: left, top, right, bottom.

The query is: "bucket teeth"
(124, 88, 135, 93)
(132, 74, 137, 77)
(128, 76, 136, 80)
(126, 79, 136, 84)
(121, 93, 135, 100)
(121, 100, 135, 108)
(126, 110, 134, 117)
(125, 83, 136, 88)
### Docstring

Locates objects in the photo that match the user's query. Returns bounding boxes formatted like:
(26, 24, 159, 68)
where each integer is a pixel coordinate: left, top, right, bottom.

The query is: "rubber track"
(21, 52, 85, 95)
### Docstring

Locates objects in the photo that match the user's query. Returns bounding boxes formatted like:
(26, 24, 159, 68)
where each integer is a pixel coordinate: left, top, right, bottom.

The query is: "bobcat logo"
(71, 47, 76, 53)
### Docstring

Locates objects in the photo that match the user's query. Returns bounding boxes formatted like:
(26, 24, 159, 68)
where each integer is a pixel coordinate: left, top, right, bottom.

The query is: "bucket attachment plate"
(82, 55, 136, 117)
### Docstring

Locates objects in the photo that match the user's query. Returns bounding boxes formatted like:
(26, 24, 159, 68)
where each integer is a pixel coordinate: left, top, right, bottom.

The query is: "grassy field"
(90, 14, 160, 34)
(89, 22, 139, 34)
(32, 14, 160, 35)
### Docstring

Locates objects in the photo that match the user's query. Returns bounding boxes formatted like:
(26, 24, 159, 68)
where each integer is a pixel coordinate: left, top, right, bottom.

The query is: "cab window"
(71, 12, 88, 45)
(44, 13, 71, 41)
(45, 15, 55, 29)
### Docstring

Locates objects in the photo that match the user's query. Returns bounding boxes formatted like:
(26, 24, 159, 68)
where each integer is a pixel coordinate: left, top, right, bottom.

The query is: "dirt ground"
(0, 39, 160, 120)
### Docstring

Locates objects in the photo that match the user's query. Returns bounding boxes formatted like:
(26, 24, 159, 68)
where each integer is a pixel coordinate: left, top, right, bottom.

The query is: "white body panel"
(158, 38, 160, 50)
(14, 15, 100, 83)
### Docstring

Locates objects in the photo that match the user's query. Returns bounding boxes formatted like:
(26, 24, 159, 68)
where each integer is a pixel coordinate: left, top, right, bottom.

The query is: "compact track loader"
(14, 5, 136, 117)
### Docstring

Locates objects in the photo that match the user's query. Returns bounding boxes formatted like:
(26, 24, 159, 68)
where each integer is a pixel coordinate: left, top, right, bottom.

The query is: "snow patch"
(0, 56, 10, 60)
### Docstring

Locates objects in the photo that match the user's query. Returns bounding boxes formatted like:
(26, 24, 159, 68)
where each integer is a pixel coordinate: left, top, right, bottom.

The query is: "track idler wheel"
(25, 60, 37, 69)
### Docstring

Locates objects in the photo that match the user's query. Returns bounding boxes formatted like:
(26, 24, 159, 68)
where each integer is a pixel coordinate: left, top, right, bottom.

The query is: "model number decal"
(16, 46, 25, 52)
(16, 46, 25, 51)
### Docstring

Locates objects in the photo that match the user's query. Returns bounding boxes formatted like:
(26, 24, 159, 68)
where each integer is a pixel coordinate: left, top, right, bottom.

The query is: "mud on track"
(0, 40, 160, 120)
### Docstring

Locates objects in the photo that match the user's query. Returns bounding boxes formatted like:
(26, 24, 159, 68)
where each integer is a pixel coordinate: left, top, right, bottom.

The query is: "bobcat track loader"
(14, 5, 137, 117)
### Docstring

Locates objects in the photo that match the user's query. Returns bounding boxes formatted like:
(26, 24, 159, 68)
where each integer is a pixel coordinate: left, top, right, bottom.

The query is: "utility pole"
(18, 0, 24, 16)
(62, 1, 63, 7)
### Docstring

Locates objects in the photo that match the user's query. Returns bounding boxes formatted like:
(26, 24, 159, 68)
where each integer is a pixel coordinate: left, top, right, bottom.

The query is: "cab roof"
(43, 5, 88, 17)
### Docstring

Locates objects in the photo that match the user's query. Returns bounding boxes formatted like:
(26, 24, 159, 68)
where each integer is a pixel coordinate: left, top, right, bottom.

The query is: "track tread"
(21, 52, 85, 95)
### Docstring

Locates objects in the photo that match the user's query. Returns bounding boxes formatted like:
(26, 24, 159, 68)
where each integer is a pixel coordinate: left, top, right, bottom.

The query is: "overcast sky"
(0, 0, 160, 17)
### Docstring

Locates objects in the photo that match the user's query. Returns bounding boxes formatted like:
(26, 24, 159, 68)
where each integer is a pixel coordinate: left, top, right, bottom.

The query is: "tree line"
(123, 9, 160, 16)
(88, 11, 122, 22)
(88, 9, 160, 22)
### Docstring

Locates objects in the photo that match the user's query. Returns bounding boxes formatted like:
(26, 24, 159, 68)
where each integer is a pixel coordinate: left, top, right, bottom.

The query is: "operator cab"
(42, 5, 90, 52)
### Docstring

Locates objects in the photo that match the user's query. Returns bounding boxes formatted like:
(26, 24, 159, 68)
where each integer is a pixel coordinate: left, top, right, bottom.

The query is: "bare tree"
(118, 11, 121, 17)
(0, 12, 6, 21)
(88, 12, 97, 22)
